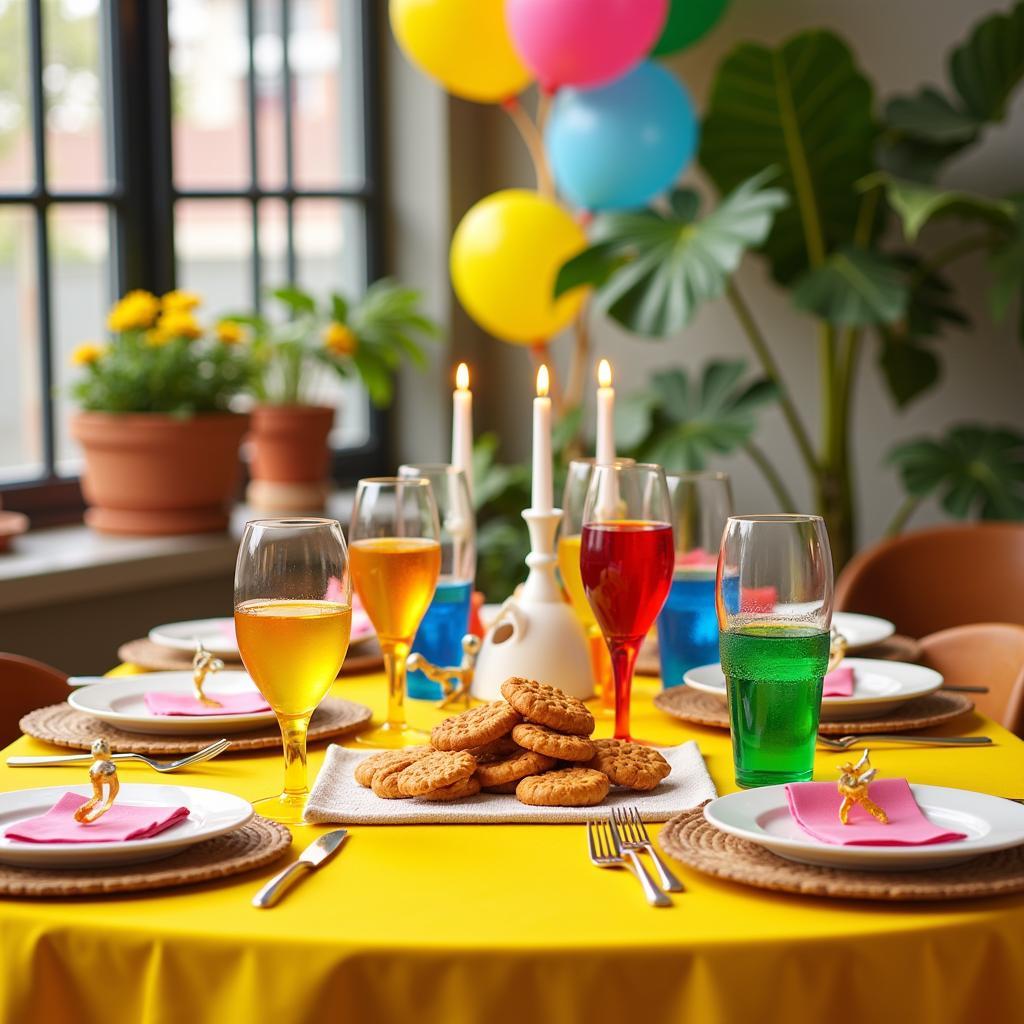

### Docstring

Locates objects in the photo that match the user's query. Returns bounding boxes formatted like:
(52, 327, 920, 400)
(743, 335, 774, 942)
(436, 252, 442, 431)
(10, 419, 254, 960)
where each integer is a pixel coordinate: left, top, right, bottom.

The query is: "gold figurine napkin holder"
(837, 749, 889, 826)
(192, 643, 224, 707)
(406, 634, 481, 709)
(73, 738, 120, 824)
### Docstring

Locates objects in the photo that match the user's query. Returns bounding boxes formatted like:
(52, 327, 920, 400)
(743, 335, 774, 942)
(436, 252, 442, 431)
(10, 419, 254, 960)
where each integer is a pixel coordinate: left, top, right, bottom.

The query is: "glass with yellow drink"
(349, 477, 441, 747)
(234, 518, 352, 824)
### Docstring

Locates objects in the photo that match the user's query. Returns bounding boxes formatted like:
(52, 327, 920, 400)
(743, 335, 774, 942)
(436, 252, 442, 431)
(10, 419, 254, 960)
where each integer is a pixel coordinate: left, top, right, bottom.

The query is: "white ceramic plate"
(0, 784, 252, 868)
(832, 611, 896, 650)
(68, 672, 276, 735)
(683, 658, 943, 721)
(704, 784, 1024, 870)
(149, 609, 376, 659)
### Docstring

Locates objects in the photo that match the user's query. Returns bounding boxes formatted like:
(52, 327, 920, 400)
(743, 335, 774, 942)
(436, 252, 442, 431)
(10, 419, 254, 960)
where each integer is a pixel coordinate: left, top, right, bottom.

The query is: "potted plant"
(229, 280, 438, 514)
(70, 289, 255, 535)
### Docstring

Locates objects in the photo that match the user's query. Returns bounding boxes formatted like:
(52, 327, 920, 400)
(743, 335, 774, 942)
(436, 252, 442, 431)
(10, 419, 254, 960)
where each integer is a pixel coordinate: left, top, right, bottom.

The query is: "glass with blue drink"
(656, 471, 734, 688)
(398, 464, 476, 700)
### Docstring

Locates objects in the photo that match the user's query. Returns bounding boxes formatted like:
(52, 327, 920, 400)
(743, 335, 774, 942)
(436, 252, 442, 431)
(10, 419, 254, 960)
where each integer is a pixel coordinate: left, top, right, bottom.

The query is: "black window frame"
(1, 0, 388, 526)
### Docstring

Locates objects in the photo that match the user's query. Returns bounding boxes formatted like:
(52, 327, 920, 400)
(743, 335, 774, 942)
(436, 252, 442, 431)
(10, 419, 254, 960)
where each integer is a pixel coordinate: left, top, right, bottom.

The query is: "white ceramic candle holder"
(471, 508, 596, 701)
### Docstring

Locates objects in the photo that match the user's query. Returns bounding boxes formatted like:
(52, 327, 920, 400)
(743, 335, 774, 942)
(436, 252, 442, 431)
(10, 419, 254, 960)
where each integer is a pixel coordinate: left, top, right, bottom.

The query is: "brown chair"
(835, 523, 1024, 638)
(918, 623, 1024, 736)
(0, 653, 69, 748)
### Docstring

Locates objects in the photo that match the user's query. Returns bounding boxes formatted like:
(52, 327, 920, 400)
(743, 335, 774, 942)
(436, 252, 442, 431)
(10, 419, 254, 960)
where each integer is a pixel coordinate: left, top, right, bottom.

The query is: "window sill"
(0, 491, 355, 615)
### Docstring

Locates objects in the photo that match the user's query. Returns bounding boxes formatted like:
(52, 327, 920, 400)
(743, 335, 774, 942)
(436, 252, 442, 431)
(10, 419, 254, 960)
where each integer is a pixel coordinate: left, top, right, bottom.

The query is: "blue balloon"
(545, 61, 698, 212)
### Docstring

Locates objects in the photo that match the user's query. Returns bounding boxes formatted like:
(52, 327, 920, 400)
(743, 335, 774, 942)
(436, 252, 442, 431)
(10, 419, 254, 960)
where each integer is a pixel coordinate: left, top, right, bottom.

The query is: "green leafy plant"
(557, 4, 1024, 567)
(229, 279, 439, 408)
(70, 290, 255, 415)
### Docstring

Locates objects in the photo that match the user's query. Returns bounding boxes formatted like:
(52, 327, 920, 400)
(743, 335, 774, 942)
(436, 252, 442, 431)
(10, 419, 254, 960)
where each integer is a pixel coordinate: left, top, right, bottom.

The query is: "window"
(0, 0, 384, 523)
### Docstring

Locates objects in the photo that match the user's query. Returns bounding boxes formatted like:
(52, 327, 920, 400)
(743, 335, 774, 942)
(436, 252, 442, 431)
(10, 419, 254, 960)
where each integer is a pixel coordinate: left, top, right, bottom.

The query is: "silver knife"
(251, 829, 348, 908)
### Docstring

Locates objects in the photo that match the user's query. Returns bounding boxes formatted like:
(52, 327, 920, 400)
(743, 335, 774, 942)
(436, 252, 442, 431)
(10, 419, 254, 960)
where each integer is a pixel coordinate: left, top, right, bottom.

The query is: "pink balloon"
(505, 0, 668, 91)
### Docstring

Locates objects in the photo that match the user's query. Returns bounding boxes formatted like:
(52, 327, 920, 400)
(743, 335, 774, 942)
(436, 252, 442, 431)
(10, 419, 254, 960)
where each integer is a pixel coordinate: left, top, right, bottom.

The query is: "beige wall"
(385, 0, 1024, 548)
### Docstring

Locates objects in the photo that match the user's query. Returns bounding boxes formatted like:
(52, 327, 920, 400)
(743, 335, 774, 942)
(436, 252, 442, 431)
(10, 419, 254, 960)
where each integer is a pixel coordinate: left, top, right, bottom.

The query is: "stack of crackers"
(355, 677, 671, 807)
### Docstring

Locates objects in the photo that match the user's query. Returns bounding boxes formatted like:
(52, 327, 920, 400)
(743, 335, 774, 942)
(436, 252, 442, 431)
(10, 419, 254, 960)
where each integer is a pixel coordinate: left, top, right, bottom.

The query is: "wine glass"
(717, 514, 834, 788)
(581, 463, 674, 741)
(349, 477, 441, 747)
(656, 471, 734, 688)
(398, 464, 476, 700)
(234, 518, 352, 824)
(558, 458, 634, 713)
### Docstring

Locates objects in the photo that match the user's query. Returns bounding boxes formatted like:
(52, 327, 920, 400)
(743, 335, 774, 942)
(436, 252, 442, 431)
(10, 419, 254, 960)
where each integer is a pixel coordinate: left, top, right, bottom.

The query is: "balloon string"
(502, 97, 555, 198)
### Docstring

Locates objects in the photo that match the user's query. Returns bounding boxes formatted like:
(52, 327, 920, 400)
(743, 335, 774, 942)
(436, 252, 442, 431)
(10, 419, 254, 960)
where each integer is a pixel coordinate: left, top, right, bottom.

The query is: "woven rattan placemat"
(653, 686, 973, 735)
(0, 816, 291, 898)
(20, 697, 373, 754)
(659, 807, 1024, 901)
(118, 637, 384, 676)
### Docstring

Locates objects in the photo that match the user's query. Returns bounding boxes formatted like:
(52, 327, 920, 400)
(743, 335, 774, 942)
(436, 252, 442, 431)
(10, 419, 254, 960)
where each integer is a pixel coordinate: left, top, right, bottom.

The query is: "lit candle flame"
(598, 358, 613, 389)
(456, 362, 469, 391)
(536, 364, 550, 398)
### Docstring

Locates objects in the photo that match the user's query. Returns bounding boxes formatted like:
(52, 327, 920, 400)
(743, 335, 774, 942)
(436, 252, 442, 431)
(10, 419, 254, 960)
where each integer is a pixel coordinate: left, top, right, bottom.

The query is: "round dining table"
(1, 668, 1023, 1024)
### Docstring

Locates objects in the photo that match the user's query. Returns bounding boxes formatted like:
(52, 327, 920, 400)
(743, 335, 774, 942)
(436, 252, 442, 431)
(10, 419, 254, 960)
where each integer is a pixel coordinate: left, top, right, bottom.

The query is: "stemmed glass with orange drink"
(349, 477, 441, 748)
(234, 518, 353, 824)
(557, 458, 634, 714)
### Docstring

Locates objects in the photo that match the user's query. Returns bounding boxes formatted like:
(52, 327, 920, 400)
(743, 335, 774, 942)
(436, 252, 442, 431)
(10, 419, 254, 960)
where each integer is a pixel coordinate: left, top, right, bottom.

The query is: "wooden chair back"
(918, 623, 1024, 736)
(835, 523, 1024, 637)
(0, 653, 69, 748)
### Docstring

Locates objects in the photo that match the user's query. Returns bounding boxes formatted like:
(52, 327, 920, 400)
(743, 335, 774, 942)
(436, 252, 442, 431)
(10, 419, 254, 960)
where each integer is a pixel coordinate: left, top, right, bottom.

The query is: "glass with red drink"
(580, 463, 674, 741)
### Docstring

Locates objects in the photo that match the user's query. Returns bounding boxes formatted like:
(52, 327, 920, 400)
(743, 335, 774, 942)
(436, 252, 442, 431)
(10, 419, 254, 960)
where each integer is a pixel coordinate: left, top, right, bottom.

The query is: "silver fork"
(612, 806, 685, 892)
(7, 738, 232, 772)
(817, 734, 992, 751)
(587, 816, 671, 907)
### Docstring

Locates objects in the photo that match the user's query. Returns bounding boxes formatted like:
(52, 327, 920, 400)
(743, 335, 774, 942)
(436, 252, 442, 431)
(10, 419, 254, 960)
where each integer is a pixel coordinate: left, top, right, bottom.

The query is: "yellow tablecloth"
(2, 671, 1024, 1024)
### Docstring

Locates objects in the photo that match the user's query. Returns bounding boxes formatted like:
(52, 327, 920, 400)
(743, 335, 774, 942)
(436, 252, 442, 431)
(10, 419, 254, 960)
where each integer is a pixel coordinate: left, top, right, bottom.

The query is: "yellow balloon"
(450, 190, 588, 344)
(390, 0, 532, 104)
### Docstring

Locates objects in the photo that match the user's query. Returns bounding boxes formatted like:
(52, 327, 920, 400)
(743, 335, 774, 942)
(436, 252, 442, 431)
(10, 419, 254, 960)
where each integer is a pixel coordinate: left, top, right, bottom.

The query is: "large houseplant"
(70, 289, 254, 535)
(228, 280, 438, 513)
(557, 3, 1024, 567)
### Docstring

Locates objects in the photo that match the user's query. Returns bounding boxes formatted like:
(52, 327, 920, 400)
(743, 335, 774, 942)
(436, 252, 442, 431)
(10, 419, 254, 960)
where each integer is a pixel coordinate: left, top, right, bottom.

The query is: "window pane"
(176, 198, 254, 314)
(293, 0, 365, 190)
(257, 195, 287, 297)
(254, 0, 284, 191)
(293, 198, 368, 448)
(50, 202, 111, 475)
(42, 0, 110, 191)
(0, 205, 44, 481)
(169, 0, 250, 190)
(0, 0, 35, 191)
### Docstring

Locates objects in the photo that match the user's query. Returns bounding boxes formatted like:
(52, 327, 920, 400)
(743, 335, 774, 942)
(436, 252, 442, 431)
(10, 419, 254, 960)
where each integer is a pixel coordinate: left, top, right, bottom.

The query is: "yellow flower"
(71, 342, 107, 366)
(161, 289, 201, 313)
(144, 328, 172, 348)
(215, 320, 245, 345)
(107, 290, 160, 332)
(159, 310, 203, 340)
(324, 321, 358, 356)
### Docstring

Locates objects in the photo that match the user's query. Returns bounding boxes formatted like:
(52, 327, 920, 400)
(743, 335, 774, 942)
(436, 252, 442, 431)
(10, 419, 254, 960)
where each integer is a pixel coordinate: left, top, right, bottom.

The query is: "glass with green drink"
(716, 514, 834, 788)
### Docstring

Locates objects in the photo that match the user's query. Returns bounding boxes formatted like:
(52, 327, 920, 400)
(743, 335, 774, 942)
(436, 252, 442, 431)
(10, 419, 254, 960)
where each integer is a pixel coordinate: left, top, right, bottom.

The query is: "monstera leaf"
(699, 30, 876, 283)
(951, 1, 1024, 122)
(614, 362, 778, 470)
(792, 247, 908, 327)
(884, 87, 979, 145)
(889, 425, 1024, 520)
(989, 200, 1024, 342)
(555, 171, 787, 337)
(882, 178, 1016, 241)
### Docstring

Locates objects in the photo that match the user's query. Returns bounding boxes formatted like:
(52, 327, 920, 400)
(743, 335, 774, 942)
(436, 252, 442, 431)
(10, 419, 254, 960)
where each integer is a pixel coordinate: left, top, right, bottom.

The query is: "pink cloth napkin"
(144, 691, 271, 716)
(785, 778, 967, 846)
(4, 793, 190, 844)
(822, 665, 855, 697)
(740, 585, 777, 613)
(677, 547, 718, 570)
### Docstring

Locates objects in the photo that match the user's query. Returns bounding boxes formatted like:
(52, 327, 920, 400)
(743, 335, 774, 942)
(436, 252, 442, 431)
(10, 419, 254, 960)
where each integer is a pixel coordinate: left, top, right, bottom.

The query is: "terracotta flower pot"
(245, 404, 335, 514)
(72, 411, 249, 536)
